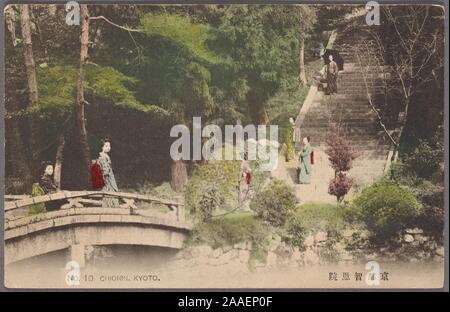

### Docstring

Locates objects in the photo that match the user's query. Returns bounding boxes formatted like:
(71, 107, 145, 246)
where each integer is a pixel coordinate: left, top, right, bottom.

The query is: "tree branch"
(89, 15, 143, 33)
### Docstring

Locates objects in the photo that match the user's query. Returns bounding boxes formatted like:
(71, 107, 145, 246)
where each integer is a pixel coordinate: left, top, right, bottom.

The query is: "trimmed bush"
(185, 160, 240, 221)
(250, 179, 297, 226)
(186, 212, 271, 264)
(284, 202, 345, 248)
(351, 181, 423, 241)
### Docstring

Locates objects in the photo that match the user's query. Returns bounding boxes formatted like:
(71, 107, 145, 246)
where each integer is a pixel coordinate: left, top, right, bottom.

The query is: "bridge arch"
(4, 191, 191, 266)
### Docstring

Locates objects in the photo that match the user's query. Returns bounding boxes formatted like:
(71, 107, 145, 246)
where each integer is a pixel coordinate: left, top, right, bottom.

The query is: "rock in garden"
(233, 242, 247, 250)
(342, 229, 354, 238)
(304, 248, 319, 265)
(403, 234, 414, 243)
(314, 231, 328, 243)
(212, 248, 222, 258)
(238, 249, 251, 263)
(304, 235, 315, 247)
(406, 228, 423, 235)
(435, 246, 444, 257)
(266, 251, 277, 267)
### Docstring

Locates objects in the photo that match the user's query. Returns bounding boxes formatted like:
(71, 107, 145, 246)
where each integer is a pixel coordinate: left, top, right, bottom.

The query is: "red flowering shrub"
(328, 173, 353, 203)
(325, 124, 359, 172)
(325, 124, 359, 202)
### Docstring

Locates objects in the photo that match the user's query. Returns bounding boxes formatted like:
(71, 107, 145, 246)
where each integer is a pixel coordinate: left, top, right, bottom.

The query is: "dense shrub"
(284, 202, 345, 248)
(250, 179, 297, 226)
(187, 213, 267, 247)
(411, 180, 444, 242)
(186, 212, 271, 263)
(403, 140, 442, 179)
(284, 212, 307, 248)
(390, 140, 444, 242)
(351, 181, 423, 241)
(185, 160, 240, 221)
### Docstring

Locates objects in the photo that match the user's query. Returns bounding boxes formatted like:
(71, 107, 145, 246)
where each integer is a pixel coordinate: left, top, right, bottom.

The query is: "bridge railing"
(4, 191, 186, 223)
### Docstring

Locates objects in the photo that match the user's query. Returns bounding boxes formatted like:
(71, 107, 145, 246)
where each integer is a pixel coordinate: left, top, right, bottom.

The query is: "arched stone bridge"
(4, 191, 191, 266)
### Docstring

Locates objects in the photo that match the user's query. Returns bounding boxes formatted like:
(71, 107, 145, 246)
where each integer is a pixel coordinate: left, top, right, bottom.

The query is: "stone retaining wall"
(165, 228, 444, 272)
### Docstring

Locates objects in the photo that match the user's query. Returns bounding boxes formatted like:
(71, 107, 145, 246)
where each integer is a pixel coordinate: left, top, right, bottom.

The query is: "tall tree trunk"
(5, 5, 18, 47)
(74, 4, 91, 189)
(299, 38, 307, 85)
(5, 5, 32, 192)
(170, 160, 188, 192)
(246, 90, 267, 125)
(5, 118, 32, 193)
(19, 4, 40, 179)
(54, 134, 65, 190)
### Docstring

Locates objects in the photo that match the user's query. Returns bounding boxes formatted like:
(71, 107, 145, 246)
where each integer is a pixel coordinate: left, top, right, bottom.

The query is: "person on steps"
(298, 137, 312, 184)
(326, 54, 338, 94)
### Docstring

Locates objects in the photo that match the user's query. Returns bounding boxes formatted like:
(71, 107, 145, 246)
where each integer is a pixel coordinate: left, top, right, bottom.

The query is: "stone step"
(310, 105, 376, 110)
(308, 144, 392, 152)
(303, 117, 377, 123)
(307, 105, 375, 111)
(338, 85, 387, 89)
(301, 125, 381, 132)
(306, 110, 377, 116)
(302, 118, 378, 125)
(305, 140, 393, 148)
(302, 117, 379, 124)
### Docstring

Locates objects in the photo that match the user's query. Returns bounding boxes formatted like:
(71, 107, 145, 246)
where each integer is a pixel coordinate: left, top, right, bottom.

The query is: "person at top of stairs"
(326, 54, 339, 94)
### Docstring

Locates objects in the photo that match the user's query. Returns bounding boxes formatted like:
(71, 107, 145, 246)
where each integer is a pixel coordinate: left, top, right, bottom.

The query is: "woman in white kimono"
(98, 138, 119, 207)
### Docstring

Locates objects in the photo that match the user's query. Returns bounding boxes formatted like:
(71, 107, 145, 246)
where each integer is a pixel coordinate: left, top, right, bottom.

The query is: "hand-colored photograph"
(2, 2, 446, 289)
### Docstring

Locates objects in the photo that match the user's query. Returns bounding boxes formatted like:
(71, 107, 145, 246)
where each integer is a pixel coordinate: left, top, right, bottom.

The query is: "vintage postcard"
(1, 1, 447, 289)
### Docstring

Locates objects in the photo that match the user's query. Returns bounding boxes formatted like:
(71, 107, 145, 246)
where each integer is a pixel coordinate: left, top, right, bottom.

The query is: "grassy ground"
(292, 201, 345, 235)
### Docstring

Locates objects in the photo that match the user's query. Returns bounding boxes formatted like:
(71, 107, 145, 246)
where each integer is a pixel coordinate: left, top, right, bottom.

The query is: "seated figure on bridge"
(98, 138, 120, 208)
(38, 161, 62, 211)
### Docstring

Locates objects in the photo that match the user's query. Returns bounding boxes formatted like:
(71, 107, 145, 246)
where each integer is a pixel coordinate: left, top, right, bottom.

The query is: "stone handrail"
(4, 190, 185, 223)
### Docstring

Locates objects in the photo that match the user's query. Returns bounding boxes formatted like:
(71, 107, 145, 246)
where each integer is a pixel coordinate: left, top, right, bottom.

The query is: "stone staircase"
(299, 24, 394, 197)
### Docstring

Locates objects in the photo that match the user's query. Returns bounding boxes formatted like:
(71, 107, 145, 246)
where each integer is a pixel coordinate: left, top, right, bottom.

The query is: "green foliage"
(125, 182, 183, 213)
(351, 181, 423, 241)
(295, 202, 345, 235)
(29, 183, 46, 215)
(267, 86, 310, 125)
(185, 160, 240, 221)
(412, 180, 444, 242)
(35, 65, 77, 116)
(186, 212, 271, 265)
(283, 211, 306, 248)
(214, 5, 316, 122)
(35, 64, 168, 118)
(187, 212, 266, 248)
(389, 139, 444, 241)
(250, 179, 297, 226)
(284, 202, 344, 248)
(403, 140, 443, 180)
(140, 13, 218, 63)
